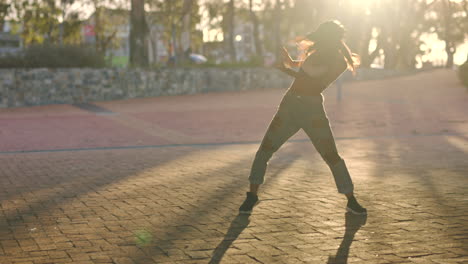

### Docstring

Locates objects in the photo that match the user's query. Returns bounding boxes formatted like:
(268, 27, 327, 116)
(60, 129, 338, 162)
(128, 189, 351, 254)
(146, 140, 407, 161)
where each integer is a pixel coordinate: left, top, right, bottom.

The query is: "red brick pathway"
(0, 69, 467, 263)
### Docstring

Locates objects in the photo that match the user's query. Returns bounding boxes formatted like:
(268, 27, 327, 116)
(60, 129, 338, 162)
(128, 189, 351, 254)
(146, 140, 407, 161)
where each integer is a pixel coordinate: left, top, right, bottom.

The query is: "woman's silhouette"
(239, 20, 367, 215)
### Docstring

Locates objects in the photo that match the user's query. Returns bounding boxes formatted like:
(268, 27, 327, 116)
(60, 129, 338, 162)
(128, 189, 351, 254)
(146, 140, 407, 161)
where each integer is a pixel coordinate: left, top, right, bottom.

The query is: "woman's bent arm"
(278, 66, 299, 78)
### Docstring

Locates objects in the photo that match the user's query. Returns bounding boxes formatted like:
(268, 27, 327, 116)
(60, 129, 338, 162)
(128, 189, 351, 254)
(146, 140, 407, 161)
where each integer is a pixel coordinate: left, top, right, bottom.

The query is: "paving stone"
(0, 70, 466, 263)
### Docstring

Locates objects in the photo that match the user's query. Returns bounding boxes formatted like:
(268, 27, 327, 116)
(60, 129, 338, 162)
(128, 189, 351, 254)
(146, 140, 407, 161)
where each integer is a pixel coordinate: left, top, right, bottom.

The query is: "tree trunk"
(180, 0, 193, 63)
(226, 0, 236, 62)
(443, 0, 455, 68)
(94, 4, 100, 52)
(0, 3, 9, 31)
(362, 42, 382, 68)
(150, 27, 158, 64)
(380, 1, 400, 70)
(273, 0, 282, 63)
(359, 25, 373, 68)
(381, 26, 398, 70)
(249, 0, 263, 57)
(130, 0, 148, 67)
(445, 41, 455, 68)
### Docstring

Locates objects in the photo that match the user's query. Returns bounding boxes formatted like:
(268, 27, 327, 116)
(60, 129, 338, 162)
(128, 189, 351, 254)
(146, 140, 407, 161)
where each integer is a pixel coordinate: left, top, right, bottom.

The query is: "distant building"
(203, 20, 265, 64)
(145, 17, 170, 65)
(0, 21, 22, 56)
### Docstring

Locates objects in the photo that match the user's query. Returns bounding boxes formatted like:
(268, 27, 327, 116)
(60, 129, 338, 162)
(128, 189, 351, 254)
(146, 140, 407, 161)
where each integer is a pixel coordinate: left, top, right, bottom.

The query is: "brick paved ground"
(0, 69, 467, 263)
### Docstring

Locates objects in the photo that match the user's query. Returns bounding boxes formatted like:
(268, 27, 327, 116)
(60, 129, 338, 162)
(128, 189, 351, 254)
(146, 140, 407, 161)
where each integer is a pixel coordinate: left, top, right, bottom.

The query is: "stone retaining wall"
(0, 67, 424, 108)
(0, 68, 294, 108)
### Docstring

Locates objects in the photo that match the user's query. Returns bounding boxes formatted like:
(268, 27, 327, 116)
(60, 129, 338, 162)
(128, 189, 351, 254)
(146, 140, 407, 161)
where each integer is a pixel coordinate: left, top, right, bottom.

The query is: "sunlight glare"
(446, 136, 468, 153)
(348, 0, 374, 8)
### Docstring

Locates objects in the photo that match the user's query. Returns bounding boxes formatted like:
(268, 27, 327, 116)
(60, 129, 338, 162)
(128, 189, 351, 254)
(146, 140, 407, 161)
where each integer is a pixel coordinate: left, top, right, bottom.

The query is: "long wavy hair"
(296, 20, 360, 73)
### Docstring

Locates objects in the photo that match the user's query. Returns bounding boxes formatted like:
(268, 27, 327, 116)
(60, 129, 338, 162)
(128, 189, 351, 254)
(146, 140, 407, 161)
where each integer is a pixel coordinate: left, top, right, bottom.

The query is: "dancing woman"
(239, 20, 367, 215)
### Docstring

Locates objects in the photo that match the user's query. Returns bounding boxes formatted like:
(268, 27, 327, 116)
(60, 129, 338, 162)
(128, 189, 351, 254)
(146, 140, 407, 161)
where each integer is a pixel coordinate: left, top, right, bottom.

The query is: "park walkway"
(0, 69, 467, 263)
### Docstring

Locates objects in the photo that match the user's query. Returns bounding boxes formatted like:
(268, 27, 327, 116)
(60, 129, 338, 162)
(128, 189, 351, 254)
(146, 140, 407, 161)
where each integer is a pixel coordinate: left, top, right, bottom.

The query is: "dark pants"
(248, 91, 354, 194)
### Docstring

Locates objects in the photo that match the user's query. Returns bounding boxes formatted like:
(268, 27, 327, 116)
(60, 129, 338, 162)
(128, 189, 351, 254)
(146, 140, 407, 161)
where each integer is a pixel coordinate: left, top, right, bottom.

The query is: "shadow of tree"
(209, 214, 251, 264)
(327, 212, 367, 264)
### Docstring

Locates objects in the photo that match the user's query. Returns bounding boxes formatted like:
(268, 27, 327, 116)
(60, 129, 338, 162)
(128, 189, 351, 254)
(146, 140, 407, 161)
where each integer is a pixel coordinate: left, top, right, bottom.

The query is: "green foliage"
(62, 12, 83, 44)
(0, 44, 106, 68)
(9, 0, 82, 46)
(11, 0, 61, 44)
(91, 6, 126, 54)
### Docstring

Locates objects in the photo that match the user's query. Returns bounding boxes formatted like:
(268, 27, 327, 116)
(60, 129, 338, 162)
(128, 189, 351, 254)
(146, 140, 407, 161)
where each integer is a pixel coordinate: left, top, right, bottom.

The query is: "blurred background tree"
(1, 0, 466, 69)
(426, 0, 467, 68)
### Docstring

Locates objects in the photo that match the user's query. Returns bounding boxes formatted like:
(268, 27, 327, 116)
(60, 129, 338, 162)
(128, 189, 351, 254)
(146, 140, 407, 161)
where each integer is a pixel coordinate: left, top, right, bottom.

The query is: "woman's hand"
(275, 49, 299, 78)
(280, 47, 293, 67)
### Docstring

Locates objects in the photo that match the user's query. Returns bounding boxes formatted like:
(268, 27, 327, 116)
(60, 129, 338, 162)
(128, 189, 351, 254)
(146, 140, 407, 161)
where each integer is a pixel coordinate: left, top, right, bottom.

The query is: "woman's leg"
(248, 108, 300, 191)
(302, 117, 366, 214)
(303, 118, 354, 194)
(239, 103, 300, 213)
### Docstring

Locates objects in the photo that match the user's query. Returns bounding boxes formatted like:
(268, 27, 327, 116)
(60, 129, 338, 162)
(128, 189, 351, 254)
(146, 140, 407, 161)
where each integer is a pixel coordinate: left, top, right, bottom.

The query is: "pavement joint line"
(0, 132, 463, 155)
(72, 103, 116, 114)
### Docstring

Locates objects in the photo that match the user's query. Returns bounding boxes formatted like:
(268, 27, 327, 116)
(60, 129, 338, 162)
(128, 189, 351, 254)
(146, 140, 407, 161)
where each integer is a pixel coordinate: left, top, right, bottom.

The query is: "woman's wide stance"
(239, 20, 367, 215)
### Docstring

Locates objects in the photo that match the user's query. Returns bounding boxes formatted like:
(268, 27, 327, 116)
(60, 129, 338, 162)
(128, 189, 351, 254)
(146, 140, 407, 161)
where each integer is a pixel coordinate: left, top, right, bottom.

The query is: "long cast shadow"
(327, 212, 367, 264)
(130, 146, 302, 263)
(209, 214, 251, 264)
